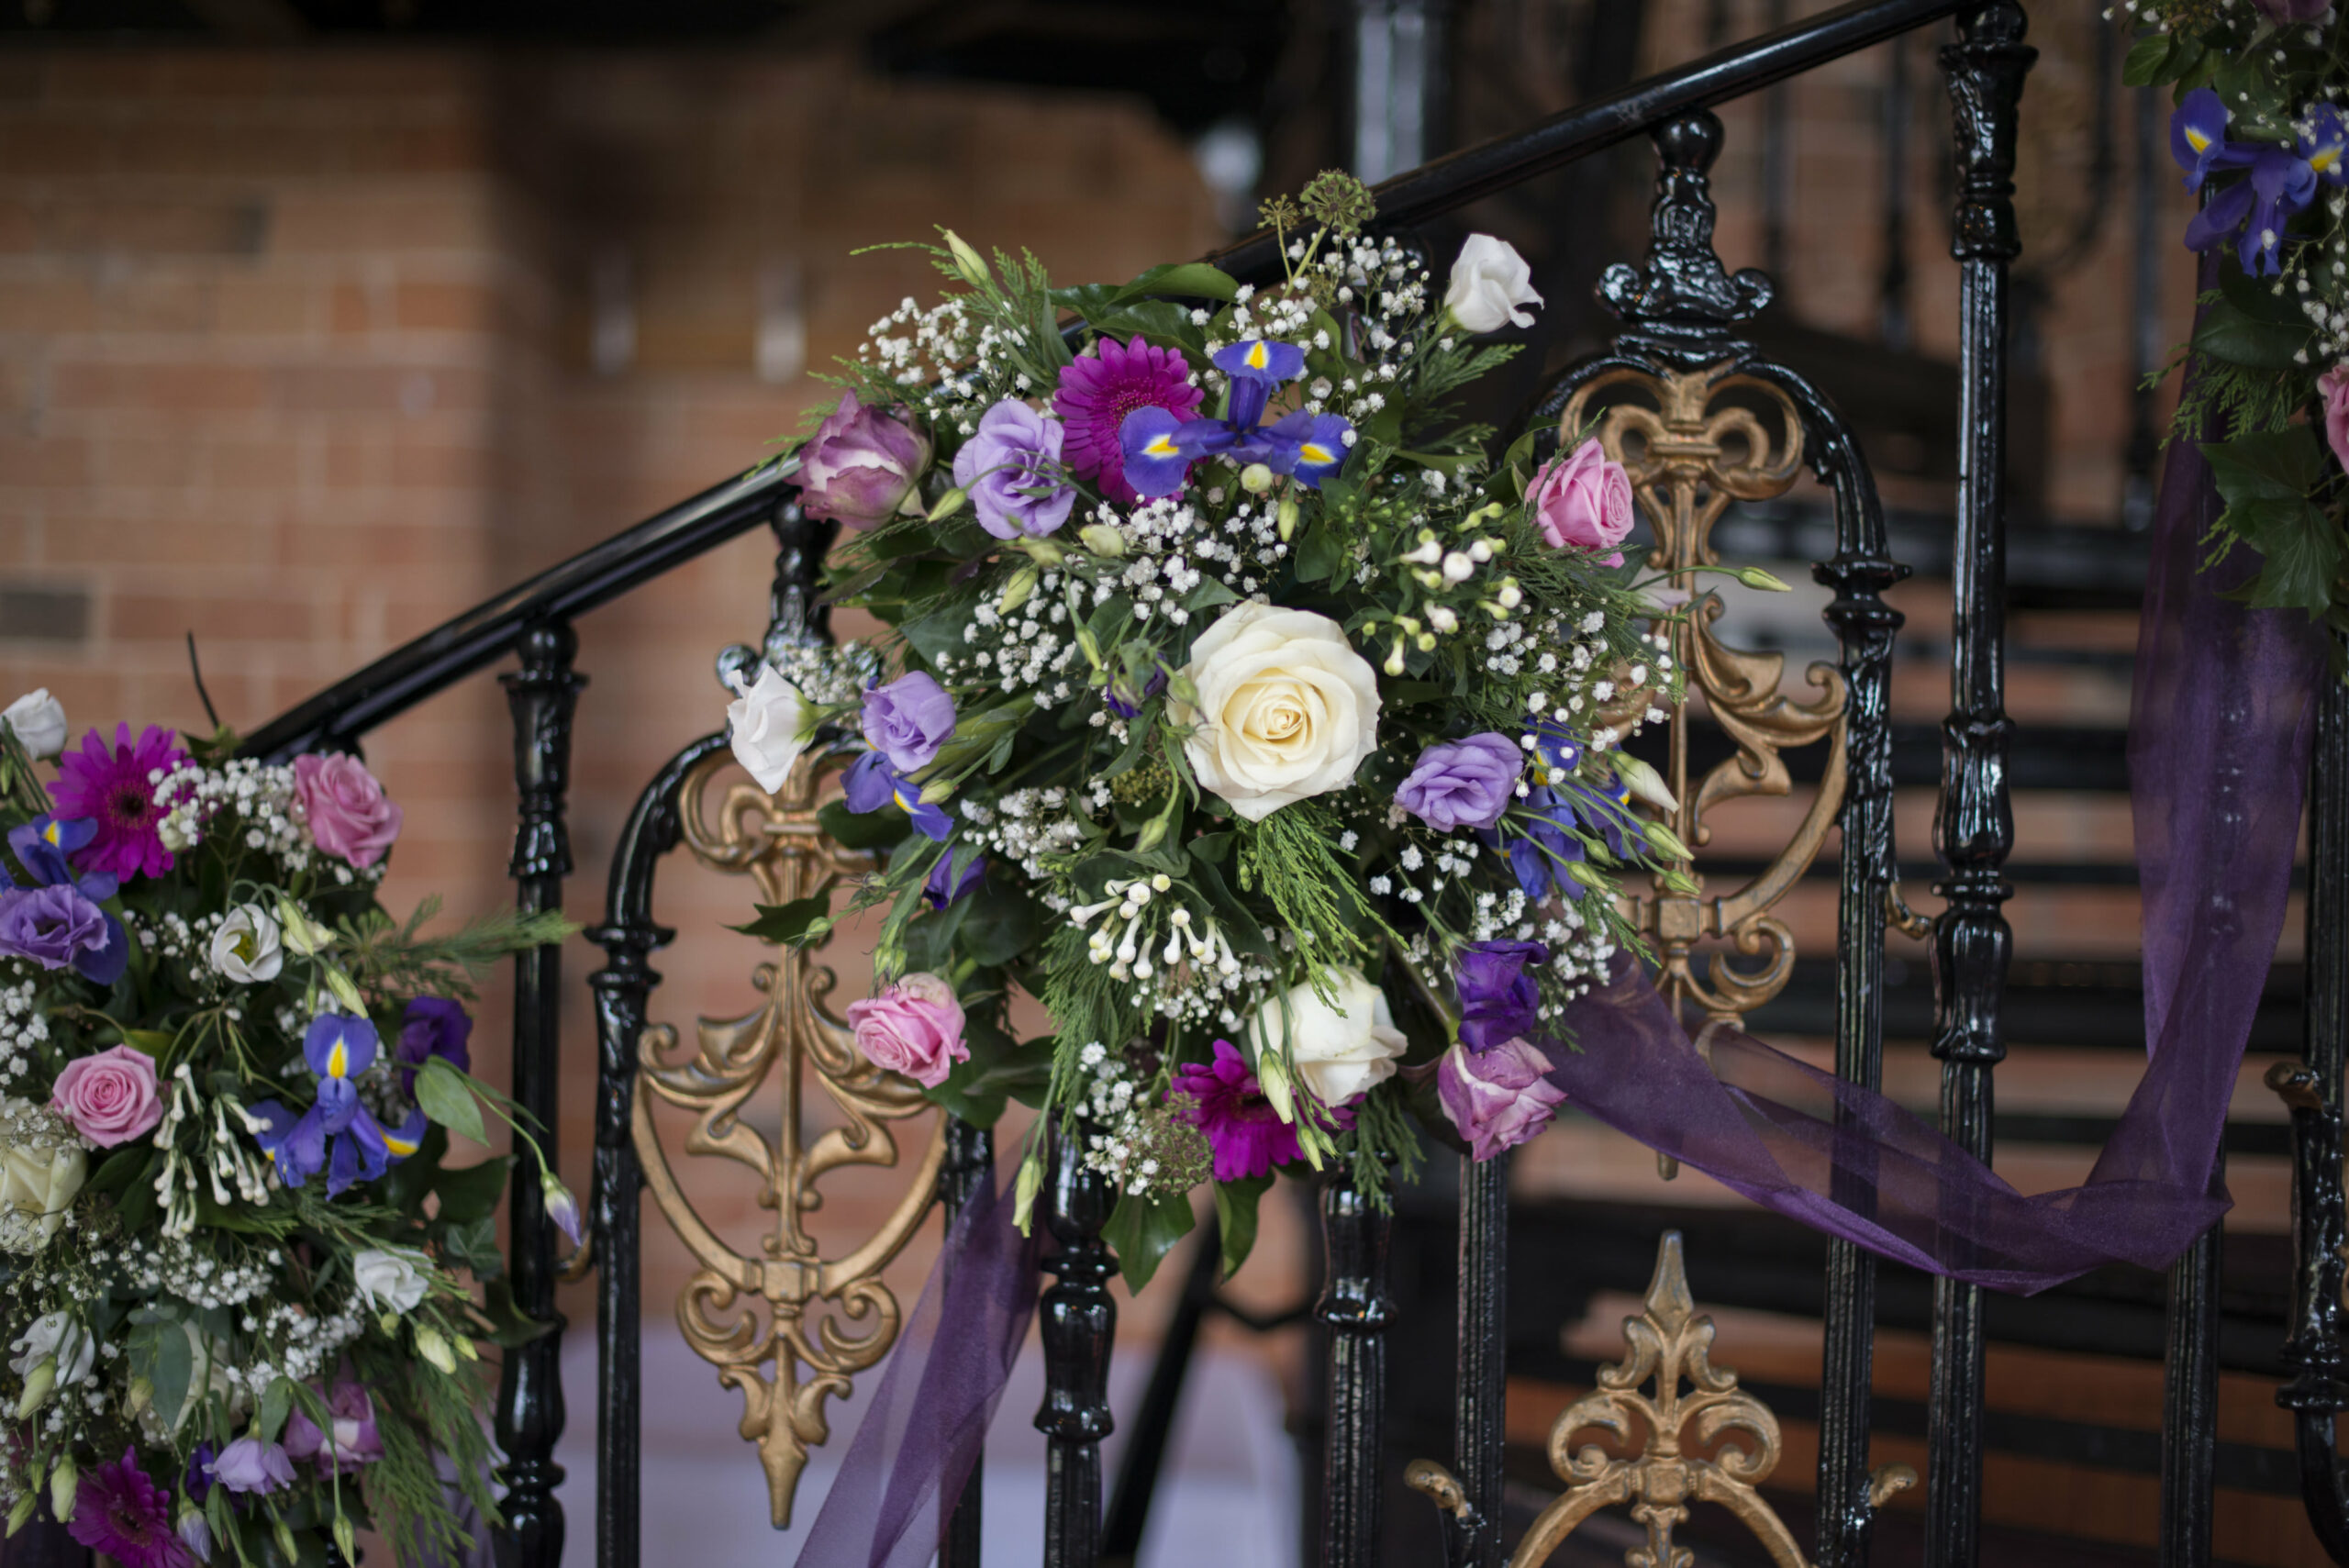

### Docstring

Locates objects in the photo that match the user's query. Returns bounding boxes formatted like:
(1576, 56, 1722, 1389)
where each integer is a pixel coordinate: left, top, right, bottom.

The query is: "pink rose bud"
(1435, 1038, 1567, 1162)
(50, 1043, 162, 1148)
(796, 391, 932, 531)
(844, 972, 969, 1089)
(292, 753, 404, 870)
(1530, 438, 1635, 566)
(2321, 364, 2349, 475)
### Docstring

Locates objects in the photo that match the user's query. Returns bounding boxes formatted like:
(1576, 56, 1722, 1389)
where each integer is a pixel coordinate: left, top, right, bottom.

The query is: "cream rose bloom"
(1443, 234, 1544, 333)
(1244, 968, 1408, 1109)
(1175, 603, 1381, 822)
(0, 1100, 83, 1254)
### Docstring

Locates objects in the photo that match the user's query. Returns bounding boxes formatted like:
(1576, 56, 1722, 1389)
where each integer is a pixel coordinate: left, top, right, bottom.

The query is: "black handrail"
(237, 462, 797, 761)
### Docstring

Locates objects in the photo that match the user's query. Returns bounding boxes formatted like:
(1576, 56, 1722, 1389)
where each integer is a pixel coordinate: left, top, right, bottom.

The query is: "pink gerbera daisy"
(50, 724, 187, 883)
(66, 1448, 195, 1568)
(1052, 336, 1204, 506)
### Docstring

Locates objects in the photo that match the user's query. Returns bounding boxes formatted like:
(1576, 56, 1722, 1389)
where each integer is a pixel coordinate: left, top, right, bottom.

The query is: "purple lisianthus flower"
(395, 995, 473, 1096)
(1437, 1038, 1567, 1162)
(284, 1379, 384, 1473)
(49, 724, 187, 883)
(1454, 939, 1549, 1054)
(1395, 734, 1522, 832)
(1168, 1039, 1353, 1181)
(952, 399, 1077, 539)
(1053, 336, 1204, 505)
(841, 751, 954, 841)
(0, 883, 127, 984)
(924, 851, 985, 910)
(205, 1438, 295, 1496)
(2170, 88, 2252, 195)
(796, 391, 930, 531)
(861, 673, 957, 773)
(67, 1448, 194, 1568)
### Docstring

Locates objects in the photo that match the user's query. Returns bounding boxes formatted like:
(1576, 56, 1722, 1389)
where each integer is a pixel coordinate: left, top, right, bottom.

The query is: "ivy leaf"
(2203, 427, 2326, 504)
(960, 883, 1045, 970)
(930, 1013, 1049, 1126)
(2229, 495, 2344, 617)
(433, 1155, 512, 1226)
(728, 890, 835, 947)
(1295, 524, 1347, 584)
(2191, 293, 2314, 372)
(2121, 30, 2175, 88)
(1212, 1175, 1272, 1281)
(818, 797, 908, 854)
(415, 1056, 487, 1146)
(440, 1215, 504, 1278)
(1104, 1185, 1197, 1292)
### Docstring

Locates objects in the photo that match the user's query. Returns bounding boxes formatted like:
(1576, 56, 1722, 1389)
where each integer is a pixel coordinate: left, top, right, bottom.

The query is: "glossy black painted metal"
(2280, 656, 2349, 1562)
(496, 620, 584, 1568)
(583, 735, 724, 1568)
(939, 1117, 995, 1568)
(2161, 1174, 2224, 1568)
(1317, 1166, 1394, 1568)
(1453, 1153, 1508, 1568)
(1037, 1122, 1117, 1568)
(1927, 10, 2032, 1567)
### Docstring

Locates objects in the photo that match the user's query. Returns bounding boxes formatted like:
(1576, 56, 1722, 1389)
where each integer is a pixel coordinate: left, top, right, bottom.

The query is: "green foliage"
(1102, 1185, 1197, 1293)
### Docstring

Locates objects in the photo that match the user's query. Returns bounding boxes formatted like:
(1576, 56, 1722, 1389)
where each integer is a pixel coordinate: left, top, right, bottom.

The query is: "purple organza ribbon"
(789, 1160, 1041, 1568)
(1543, 271, 2327, 1292)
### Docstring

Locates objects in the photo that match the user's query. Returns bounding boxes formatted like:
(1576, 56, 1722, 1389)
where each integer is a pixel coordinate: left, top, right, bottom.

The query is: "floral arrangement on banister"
(0, 693, 577, 1565)
(725, 174, 1765, 1286)
(2124, 0, 2349, 632)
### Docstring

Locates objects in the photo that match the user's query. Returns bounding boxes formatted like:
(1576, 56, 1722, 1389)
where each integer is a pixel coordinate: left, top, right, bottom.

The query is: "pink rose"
(1435, 1038, 1567, 1162)
(2321, 364, 2349, 473)
(294, 753, 404, 870)
(844, 973, 968, 1088)
(50, 1043, 161, 1148)
(1530, 438, 1635, 565)
(797, 391, 931, 531)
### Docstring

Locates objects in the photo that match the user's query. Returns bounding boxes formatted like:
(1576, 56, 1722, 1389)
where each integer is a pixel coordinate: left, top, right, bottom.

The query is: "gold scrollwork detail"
(1561, 362, 1848, 1030)
(633, 748, 945, 1527)
(1408, 1231, 1913, 1568)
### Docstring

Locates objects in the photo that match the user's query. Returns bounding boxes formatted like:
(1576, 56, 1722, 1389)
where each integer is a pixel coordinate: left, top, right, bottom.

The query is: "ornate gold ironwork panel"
(1563, 362, 1849, 1028)
(633, 748, 945, 1527)
(1410, 1231, 1913, 1568)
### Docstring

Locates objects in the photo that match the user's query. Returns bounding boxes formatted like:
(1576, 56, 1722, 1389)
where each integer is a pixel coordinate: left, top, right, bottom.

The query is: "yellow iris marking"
(1145, 436, 1177, 456)
(40, 822, 59, 845)
(2318, 149, 2341, 172)
(1247, 343, 1267, 368)
(327, 1039, 348, 1078)
(1299, 444, 1332, 465)
(894, 789, 916, 812)
(2186, 128, 2211, 154)
(384, 1130, 419, 1156)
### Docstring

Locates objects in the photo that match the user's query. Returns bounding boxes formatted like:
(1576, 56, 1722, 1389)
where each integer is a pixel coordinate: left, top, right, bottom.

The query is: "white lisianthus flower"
(726, 663, 814, 794)
(352, 1246, 433, 1314)
(1244, 967, 1408, 1111)
(207, 903, 284, 984)
(0, 1100, 84, 1254)
(1, 690, 66, 760)
(10, 1310, 94, 1389)
(1442, 235, 1544, 333)
(1174, 604, 1380, 822)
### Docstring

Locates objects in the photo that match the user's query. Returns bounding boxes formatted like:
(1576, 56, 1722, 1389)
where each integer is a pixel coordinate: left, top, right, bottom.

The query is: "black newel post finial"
(497, 620, 584, 1568)
(1318, 1165, 1394, 1568)
(1037, 1125, 1117, 1568)
(1598, 108, 1773, 348)
(1927, 9, 2032, 1568)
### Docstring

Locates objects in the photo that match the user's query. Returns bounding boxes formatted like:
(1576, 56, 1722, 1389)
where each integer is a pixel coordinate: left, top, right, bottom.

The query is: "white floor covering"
(551, 1327, 1303, 1568)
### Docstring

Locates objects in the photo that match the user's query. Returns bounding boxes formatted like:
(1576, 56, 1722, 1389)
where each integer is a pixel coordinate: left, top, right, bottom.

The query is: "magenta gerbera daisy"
(1168, 1039, 1353, 1182)
(1052, 336, 1204, 506)
(66, 1448, 195, 1568)
(50, 724, 187, 884)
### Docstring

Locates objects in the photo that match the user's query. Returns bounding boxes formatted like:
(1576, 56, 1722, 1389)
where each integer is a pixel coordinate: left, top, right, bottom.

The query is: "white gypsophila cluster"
(118, 1233, 276, 1312)
(955, 789, 1092, 892)
(130, 906, 202, 963)
(760, 638, 880, 708)
(1070, 1040, 1163, 1197)
(0, 983, 47, 1083)
(1082, 491, 1294, 608)
(234, 1294, 366, 1393)
(854, 292, 1052, 437)
(152, 759, 347, 882)
(940, 573, 1083, 707)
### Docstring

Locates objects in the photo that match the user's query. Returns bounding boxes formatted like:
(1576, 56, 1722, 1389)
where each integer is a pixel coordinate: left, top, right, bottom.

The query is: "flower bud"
(1134, 816, 1169, 853)
(16, 1358, 54, 1419)
(333, 1514, 359, 1567)
(176, 1502, 212, 1565)
(48, 1451, 74, 1525)
(541, 1172, 584, 1249)
(1239, 462, 1275, 495)
(416, 1326, 458, 1376)
(273, 895, 334, 957)
(1415, 633, 1437, 652)
(1013, 1154, 1044, 1233)
(999, 565, 1039, 616)
(274, 1520, 299, 1563)
(1611, 753, 1681, 814)
(1734, 566, 1792, 592)
(918, 777, 955, 805)
(321, 967, 367, 1017)
(1165, 672, 1200, 706)
(1078, 523, 1127, 558)
(925, 487, 968, 523)
(7, 1494, 37, 1538)
(1384, 640, 1408, 677)
(1017, 536, 1065, 567)
(1659, 865, 1702, 895)
(1566, 859, 1611, 891)
(941, 230, 991, 287)
(1642, 821, 1695, 862)
(454, 1332, 480, 1362)
(1254, 1053, 1296, 1125)
(1276, 497, 1300, 539)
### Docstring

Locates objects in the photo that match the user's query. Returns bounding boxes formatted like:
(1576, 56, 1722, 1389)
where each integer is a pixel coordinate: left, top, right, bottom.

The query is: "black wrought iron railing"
(221, 3, 2349, 1566)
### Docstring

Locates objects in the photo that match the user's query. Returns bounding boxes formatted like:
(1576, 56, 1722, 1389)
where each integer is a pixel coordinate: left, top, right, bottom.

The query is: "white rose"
(10, 1310, 93, 1390)
(1443, 234, 1544, 334)
(0, 1099, 84, 1254)
(352, 1246, 432, 1314)
(1, 690, 66, 761)
(1175, 604, 1381, 823)
(208, 903, 284, 984)
(726, 664, 814, 794)
(1244, 967, 1408, 1109)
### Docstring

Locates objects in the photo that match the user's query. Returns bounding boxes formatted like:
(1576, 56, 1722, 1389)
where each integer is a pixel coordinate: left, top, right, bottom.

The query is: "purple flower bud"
(924, 852, 985, 911)
(1453, 940, 1548, 1053)
(952, 399, 1077, 539)
(1103, 666, 1166, 720)
(395, 995, 473, 1097)
(543, 1173, 584, 1249)
(861, 673, 958, 773)
(1393, 734, 1523, 832)
(796, 392, 930, 531)
(177, 1503, 213, 1563)
(1436, 1038, 1567, 1162)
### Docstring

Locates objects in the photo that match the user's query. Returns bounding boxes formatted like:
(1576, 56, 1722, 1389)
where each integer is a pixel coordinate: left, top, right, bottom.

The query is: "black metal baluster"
(1927, 11, 2032, 1568)
(2160, 1161, 2225, 1568)
(1318, 1165, 1394, 1568)
(2278, 653, 2349, 1562)
(1453, 1152, 1508, 1568)
(496, 620, 583, 1568)
(1037, 1123, 1116, 1568)
(940, 1117, 995, 1568)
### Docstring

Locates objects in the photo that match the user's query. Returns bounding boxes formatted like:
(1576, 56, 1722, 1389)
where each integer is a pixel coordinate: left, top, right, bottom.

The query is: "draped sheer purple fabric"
(788, 1162, 1041, 1568)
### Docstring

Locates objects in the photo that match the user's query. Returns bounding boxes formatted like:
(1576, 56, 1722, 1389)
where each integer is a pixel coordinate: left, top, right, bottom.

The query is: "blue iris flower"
(842, 751, 953, 841)
(2170, 88, 2253, 193)
(1, 816, 127, 984)
(2302, 104, 2349, 187)
(2170, 90, 2335, 277)
(250, 1015, 427, 1198)
(1119, 339, 1354, 499)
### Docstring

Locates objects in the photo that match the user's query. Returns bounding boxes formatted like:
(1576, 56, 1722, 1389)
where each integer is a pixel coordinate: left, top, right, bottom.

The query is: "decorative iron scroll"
(1565, 364, 1849, 1028)
(1409, 1232, 1913, 1568)
(632, 747, 945, 1527)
